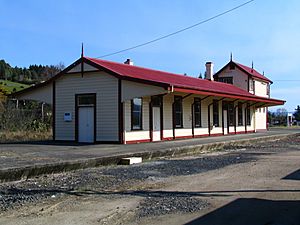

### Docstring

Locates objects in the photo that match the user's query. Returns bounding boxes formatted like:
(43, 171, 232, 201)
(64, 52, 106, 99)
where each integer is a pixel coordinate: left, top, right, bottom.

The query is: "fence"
(0, 104, 52, 132)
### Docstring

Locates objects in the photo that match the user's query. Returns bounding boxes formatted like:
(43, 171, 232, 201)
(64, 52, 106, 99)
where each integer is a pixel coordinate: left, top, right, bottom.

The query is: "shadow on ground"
(283, 169, 300, 181)
(0, 140, 95, 146)
(185, 198, 300, 225)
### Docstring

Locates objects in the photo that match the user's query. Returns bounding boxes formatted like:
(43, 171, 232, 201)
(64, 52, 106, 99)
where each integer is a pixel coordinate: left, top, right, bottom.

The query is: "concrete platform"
(0, 128, 299, 182)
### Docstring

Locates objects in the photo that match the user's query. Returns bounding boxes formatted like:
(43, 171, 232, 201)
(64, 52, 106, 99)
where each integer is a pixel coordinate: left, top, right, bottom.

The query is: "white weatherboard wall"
(17, 83, 53, 104)
(67, 63, 99, 73)
(163, 94, 173, 139)
(253, 80, 268, 131)
(254, 80, 268, 97)
(122, 80, 167, 101)
(255, 107, 267, 130)
(175, 95, 193, 137)
(217, 66, 269, 131)
(55, 72, 119, 141)
(217, 67, 248, 91)
(124, 97, 150, 142)
(194, 96, 210, 136)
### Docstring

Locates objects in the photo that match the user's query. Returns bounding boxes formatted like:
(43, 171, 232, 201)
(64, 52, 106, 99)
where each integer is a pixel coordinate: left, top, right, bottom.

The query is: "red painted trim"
(126, 130, 258, 144)
(85, 58, 170, 89)
(228, 130, 255, 135)
(162, 137, 173, 141)
(174, 135, 193, 139)
(195, 134, 209, 138)
(210, 133, 224, 137)
(173, 87, 285, 106)
(194, 134, 209, 138)
(229, 130, 255, 134)
(126, 139, 151, 144)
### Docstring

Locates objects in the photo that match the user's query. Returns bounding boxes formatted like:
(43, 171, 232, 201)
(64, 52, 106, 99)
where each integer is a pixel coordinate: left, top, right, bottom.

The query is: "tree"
(0, 89, 6, 112)
(275, 108, 288, 125)
(293, 105, 300, 121)
(268, 111, 275, 124)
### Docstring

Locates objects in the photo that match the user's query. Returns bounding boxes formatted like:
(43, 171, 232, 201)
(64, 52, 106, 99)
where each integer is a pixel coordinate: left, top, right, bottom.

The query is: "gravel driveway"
(0, 133, 300, 224)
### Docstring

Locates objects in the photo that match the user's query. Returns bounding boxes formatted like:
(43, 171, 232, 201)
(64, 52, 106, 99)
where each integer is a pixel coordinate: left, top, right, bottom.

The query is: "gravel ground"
(136, 196, 209, 218)
(0, 134, 299, 217)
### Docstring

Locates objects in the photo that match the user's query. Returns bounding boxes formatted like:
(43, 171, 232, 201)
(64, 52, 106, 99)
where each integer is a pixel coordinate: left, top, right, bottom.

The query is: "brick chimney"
(124, 58, 134, 65)
(205, 62, 214, 81)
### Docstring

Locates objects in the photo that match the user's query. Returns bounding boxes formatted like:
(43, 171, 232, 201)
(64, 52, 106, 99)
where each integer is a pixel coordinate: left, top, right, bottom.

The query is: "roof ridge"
(86, 57, 198, 79)
(86, 57, 260, 89)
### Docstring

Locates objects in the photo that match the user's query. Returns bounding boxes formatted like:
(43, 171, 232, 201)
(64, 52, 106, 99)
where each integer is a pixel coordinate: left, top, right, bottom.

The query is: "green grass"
(0, 79, 30, 95)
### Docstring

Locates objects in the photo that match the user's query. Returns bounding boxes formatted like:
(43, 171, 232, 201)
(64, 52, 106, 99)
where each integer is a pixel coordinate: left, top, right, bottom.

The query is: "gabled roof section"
(86, 57, 283, 106)
(11, 56, 284, 107)
(214, 61, 272, 83)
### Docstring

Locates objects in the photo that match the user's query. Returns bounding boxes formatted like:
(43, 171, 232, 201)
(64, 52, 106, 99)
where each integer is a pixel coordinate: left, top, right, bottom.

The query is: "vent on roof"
(124, 58, 134, 65)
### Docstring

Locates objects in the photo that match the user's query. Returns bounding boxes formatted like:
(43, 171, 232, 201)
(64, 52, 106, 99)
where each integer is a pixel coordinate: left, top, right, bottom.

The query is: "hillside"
(0, 79, 30, 95)
(0, 59, 64, 94)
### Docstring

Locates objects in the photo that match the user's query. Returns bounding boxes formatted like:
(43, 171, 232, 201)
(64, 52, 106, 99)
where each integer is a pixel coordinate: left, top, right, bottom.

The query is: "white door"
(78, 107, 94, 143)
(223, 110, 228, 135)
(152, 107, 161, 141)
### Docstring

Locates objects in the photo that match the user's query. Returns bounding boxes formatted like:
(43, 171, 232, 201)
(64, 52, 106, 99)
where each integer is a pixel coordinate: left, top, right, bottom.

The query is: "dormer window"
(219, 77, 233, 84)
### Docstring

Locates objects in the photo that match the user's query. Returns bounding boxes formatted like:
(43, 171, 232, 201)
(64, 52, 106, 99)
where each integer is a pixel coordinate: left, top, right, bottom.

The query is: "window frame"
(213, 100, 219, 127)
(267, 84, 270, 96)
(238, 102, 243, 126)
(194, 98, 201, 128)
(77, 94, 96, 106)
(246, 104, 251, 126)
(131, 97, 143, 130)
(174, 96, 183, 128)
(218, 77, 233, 84)
(228, 102, 234, 126)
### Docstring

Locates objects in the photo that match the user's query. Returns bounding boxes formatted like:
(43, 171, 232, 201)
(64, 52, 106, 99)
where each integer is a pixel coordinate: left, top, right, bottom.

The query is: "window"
(219, 77, 233, 84)
(213, 100, 219, 127)
(174, 96, 183, 128)
(194, 98, 201, 127)
(238, 103, 243, 126)
(267, 84, 270, 96)
(228, 102, 234, 126)
(77, 94, 95, 106)
(151, 96, 162, 107)
(246, 104, 251, 125)
(131, 98, 142, 130)
(249, 79, 255, 92)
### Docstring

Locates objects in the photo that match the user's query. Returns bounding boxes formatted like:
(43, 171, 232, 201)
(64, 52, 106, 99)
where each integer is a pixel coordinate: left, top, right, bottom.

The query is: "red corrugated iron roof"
(12, 57, 284, 106)
(235, 62, 272, 83)
(86, 57, 283, 106)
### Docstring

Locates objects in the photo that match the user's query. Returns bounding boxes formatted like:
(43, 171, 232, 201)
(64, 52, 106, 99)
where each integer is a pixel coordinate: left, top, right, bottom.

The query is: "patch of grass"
(0, 130, 52, 143)
(0, 79, 30, 94)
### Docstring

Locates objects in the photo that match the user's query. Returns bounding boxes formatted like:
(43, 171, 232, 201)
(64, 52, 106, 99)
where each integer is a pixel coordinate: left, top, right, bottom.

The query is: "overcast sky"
(1, 0, 299, 112)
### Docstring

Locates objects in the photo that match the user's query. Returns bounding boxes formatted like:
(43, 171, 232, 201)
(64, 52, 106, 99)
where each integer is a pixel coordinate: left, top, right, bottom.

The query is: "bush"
(0, 100, 52, 133)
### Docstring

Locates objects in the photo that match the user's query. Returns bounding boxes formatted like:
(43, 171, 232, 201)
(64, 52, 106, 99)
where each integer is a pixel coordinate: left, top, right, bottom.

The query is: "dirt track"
(0, 135, 300, 225)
